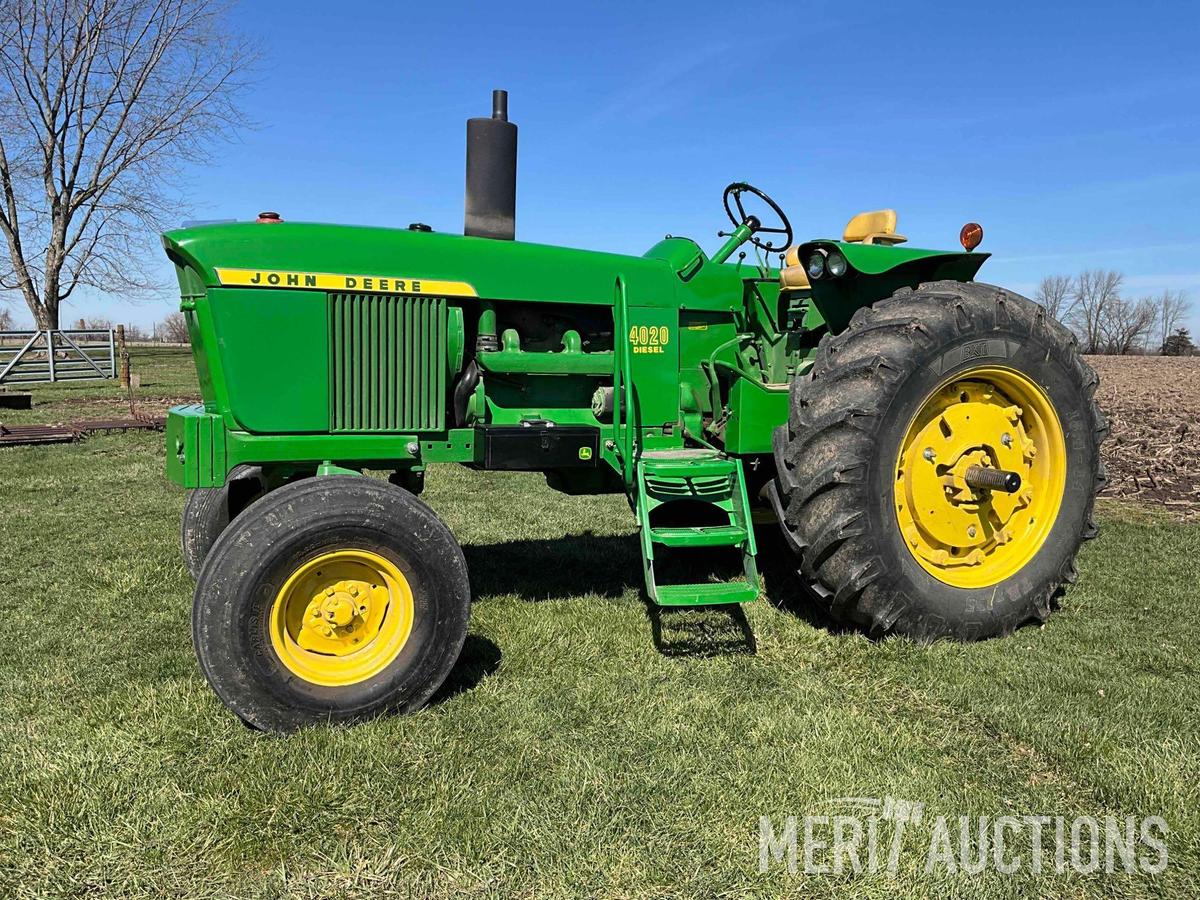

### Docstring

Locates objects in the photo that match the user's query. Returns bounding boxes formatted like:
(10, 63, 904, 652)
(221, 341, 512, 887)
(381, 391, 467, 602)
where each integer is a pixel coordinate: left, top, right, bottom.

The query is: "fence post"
(108, 328, 117, 378)
(46, 330, 56, 382)
(116, 324, 130, 388)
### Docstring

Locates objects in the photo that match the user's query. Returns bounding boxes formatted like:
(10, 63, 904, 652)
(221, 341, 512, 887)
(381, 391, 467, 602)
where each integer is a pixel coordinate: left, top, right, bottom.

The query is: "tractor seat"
(778, 245, 810, 291)
(779, 209, 909, 291)
(842, 209, 907, 245)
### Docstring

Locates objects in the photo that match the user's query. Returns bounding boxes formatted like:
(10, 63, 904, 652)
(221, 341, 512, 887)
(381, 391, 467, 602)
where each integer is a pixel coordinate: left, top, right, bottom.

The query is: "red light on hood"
(960, 222, 983, 251)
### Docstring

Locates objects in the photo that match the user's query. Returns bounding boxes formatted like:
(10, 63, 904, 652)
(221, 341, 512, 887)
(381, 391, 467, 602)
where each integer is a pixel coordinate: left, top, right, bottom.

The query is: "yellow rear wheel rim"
(894, 366, 1066, 589)
(269, 548, 414, 687)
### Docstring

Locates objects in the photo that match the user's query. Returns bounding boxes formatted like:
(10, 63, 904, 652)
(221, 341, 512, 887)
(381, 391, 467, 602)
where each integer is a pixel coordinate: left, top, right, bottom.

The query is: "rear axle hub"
(894, 368, 1066, 587)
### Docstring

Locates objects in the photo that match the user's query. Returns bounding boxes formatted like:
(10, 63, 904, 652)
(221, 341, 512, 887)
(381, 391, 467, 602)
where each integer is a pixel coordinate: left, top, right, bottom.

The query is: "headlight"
(826, 251, 848, 278)
(806, 253, 826, 279)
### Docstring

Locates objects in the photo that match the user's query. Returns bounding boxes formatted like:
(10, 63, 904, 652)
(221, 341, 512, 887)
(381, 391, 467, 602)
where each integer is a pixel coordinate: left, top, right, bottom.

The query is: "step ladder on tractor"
(613, 275, 760, 608)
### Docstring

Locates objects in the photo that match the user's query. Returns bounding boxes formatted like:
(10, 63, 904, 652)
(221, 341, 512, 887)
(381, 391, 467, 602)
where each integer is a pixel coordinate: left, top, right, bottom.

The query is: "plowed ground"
(1088, 355, 1200, 513)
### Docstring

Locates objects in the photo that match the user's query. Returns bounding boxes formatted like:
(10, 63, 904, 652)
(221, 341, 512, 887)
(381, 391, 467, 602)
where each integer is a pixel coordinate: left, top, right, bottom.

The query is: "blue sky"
(31, 0, 1200, 334)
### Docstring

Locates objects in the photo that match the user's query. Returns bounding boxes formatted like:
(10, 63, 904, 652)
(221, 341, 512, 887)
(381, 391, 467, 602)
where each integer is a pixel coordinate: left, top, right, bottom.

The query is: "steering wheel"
(722, 182, 793, 253)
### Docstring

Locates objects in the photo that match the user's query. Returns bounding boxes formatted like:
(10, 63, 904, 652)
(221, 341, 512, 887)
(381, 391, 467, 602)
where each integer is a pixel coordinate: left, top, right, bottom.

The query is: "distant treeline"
(1035, 272, 1194, 356)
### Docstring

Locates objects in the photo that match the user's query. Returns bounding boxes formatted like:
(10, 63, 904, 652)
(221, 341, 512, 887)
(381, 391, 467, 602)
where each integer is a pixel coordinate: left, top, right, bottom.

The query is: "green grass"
(0, 346, 197, 425)
(0, 352, 1197, 898)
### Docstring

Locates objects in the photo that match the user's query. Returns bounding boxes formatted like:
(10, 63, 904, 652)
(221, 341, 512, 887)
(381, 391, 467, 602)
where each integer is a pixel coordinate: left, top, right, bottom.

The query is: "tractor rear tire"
(771, 281, 1107, 641)
(180, 465, 265, 580)
(192, 476, 471, 731)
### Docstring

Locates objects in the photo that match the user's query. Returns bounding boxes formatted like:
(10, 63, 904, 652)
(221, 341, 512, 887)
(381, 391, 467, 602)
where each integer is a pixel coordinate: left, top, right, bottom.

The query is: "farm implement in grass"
(0, 417, 163, 446)
(163, 92, 1105, 730)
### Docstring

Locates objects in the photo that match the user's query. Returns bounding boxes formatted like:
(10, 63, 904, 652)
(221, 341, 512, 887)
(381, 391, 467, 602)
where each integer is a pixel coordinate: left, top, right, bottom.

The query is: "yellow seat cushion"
(779, 245, 809, 290)
(843, 209, 907, 245)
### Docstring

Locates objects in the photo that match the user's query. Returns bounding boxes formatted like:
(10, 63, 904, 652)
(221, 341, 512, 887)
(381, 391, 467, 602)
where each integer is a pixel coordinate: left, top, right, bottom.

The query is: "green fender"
(798, 239, 990, 334)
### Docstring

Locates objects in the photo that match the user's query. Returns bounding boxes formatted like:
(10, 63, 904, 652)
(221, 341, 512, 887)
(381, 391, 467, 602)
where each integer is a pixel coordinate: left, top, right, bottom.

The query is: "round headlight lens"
(806, 254, 826, 279)
(826, 251, 848, 278)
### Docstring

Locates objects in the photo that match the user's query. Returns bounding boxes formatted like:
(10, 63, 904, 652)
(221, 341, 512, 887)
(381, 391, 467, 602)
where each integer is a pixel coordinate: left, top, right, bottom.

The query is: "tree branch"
(0, 0, 252, 327)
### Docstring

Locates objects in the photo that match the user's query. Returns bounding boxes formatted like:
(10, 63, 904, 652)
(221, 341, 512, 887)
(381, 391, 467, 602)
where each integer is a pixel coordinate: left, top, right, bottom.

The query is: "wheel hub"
(298, 580, 378, 653)
(270, 549, 415, 686)
(894, 368, 1065, 588)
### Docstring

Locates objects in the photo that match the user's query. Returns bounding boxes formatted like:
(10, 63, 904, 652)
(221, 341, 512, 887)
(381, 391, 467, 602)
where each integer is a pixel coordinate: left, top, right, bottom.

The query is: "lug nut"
(968, 525, 977, 538)
(923, 448, 935, 462)
(1001, 433, 1012, 448)
(406, 441, 420, 455)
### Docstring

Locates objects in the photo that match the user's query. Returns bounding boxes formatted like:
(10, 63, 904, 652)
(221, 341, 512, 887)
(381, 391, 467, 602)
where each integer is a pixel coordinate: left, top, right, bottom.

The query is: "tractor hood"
(162, 220, 743, 311)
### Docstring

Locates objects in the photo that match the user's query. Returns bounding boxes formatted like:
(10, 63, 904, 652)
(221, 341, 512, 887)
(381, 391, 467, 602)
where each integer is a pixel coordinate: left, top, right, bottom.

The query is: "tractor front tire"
(772, 281, 1106, 641)
(180, 465, 266, 580)
(192, 476, 471, 731)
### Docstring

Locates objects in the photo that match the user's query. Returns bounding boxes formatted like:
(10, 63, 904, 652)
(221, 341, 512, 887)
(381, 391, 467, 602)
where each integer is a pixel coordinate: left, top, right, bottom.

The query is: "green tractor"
(164, 92, 1106, 730)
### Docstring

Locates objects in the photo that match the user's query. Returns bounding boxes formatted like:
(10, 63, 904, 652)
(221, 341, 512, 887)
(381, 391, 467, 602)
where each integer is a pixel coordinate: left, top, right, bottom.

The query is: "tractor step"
(634, 449, 760, 606)
(648, 523, 749, 548)
(655, 580, 760, 607)
(639, 450, 738, 481)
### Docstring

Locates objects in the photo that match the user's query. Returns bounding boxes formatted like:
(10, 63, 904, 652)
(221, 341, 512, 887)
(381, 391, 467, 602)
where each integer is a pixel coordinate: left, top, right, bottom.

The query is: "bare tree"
(1035, 274, 1074, 321)
(1067, 269, 1123, 353)
(0, 0, 251, 329)
(1100, 295, 1156, 355)
(0, 304, 13, 330)
(73, 314, 111, 328)
(158, 309, 188, 342)
(1156, 289, 1190, 354)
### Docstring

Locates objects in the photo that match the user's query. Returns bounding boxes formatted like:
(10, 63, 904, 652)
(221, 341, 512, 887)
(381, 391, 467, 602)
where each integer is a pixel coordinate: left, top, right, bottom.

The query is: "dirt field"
(1087, 355, 1200, 513)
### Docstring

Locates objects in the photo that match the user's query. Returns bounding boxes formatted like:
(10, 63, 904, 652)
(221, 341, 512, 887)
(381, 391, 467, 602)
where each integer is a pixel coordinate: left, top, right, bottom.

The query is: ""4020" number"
(629, 325, 669, 354)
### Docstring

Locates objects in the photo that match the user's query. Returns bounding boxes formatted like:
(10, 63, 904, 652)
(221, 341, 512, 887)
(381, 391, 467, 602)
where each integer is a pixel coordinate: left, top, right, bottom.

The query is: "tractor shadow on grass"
(429, 634, 503, 705)
(754, 529, 859, 637)
(463, 532, 642, 601)
(463, 533, 761, 658)
(461, 529, 859, 650)
(646, 603, 757, 658)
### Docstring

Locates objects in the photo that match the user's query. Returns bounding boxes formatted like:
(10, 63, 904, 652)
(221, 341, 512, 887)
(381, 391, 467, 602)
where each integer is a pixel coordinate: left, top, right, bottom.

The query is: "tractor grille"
(329, 293, 447, 433)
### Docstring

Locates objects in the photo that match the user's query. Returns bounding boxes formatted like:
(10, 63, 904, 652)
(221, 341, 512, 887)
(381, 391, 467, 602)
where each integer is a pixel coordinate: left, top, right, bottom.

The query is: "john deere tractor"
(164, 92, 1105, 730)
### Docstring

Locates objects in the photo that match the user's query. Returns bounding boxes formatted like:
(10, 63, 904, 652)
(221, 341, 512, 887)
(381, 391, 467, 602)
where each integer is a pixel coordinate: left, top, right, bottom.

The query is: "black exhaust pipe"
(465, 89, 517, 240)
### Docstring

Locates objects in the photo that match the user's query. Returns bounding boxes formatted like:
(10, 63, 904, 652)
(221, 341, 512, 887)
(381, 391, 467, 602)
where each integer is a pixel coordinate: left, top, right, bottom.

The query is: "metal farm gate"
(0, 329, 117, 385)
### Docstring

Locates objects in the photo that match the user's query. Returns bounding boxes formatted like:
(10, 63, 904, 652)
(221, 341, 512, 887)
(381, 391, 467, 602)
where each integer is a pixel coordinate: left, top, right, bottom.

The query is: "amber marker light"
(960, 222, 984, 251)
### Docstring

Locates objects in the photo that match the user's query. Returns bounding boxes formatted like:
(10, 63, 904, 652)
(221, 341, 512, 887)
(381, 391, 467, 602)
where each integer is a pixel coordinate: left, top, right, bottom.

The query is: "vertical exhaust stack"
(465, 90, 518, 240)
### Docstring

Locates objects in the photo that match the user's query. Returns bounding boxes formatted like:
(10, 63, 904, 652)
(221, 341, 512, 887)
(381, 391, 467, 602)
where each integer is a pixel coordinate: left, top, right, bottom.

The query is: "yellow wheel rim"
(269, 549, 414, 687)
(894, 366, 1066, 589)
